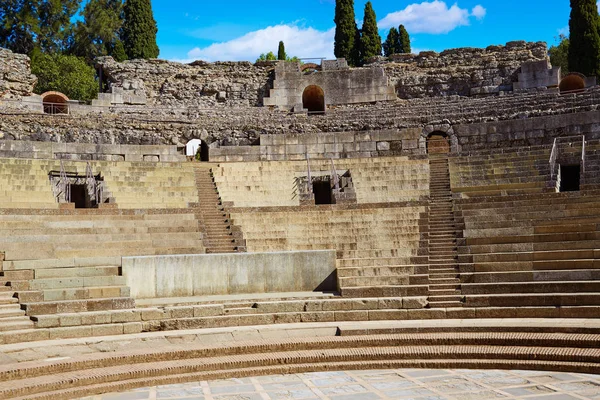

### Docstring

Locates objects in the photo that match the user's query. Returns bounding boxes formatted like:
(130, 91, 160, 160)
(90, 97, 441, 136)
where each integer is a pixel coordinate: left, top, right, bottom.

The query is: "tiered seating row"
(213, 157, 429, 207)
(0, 159, 199, 209)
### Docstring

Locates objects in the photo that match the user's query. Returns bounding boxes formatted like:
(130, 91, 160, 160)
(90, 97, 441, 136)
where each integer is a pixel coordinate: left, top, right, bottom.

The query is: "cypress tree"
(568, 0, 600, 77)
(334, 0, 360, 66)
(359, 1, 382, 65)
(122, 0, 159, 59)
(383, 27, 399, 57)
(277, 41, 286, 60)
(398, 25, 411, 54)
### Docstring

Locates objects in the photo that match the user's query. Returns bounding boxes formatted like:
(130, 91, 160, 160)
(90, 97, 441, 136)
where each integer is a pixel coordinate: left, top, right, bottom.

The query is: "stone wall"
(95, 57, 272, 108)
(122, 250, 337, 298)
(0, 48, 36, 99)
(0, 140, 185, 162)
(373, 41, 548, 98)
(1, 87, 599, 149)
(263, 60, 396, 110)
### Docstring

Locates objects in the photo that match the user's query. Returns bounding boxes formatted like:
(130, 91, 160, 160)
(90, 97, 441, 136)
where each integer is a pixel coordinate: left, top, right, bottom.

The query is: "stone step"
(22, 297, 136, 316)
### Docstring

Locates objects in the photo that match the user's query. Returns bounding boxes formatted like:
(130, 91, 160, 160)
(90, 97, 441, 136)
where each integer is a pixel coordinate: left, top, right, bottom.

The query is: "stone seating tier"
(2, 322, 600, 399)
(213, 157, 430, 207)
(0, 159, 199, 209)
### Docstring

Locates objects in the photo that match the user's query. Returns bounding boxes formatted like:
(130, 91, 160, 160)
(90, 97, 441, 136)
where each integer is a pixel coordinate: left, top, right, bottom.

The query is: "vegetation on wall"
(31, 50, 99, 101)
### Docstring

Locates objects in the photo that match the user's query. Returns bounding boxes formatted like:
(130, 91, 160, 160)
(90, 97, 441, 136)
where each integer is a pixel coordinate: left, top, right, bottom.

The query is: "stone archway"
(302, 85, 325, 114)
(427, 132, 450, 154)
(559, 73, 586, 93)
(41, 91, 69, 114)
(420, 124, 459, 154)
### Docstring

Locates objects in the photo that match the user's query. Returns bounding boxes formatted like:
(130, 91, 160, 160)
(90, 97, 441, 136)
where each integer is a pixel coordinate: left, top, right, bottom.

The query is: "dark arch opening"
(559, 73, 586, 93)
(427, 132, 450, 155)
(302, 85, 325, 114)
(41, 91, 69, 114)
(200, 141, 210, 162)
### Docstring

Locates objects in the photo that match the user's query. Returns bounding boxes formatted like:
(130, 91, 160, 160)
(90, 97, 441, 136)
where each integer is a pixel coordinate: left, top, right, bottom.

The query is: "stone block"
(368, 310, 408, 320)
(111, 310, 141, 323)
(334, 311, 369, 321)
(92, 324, 124, 337)
(273, 313, 302, 324)
(165, 306, 194, 319)
(81, 311, 112, 326)
(378, 298, 404, 309)
(123, 322, 143, 334)
(403, 297, 428, 309)
(59, 314, 82, 327)
(300, 311, 335, 323)
(193, 305, 224, 317)
(141, 309, 166, 321)
(255, 301, 305, 313)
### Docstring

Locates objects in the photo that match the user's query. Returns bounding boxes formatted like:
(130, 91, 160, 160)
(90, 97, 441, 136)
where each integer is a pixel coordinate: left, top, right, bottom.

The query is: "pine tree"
(398, 25, 411, 54)
(383, 27, 399, 57)
(334, 0, 360, 66)
(0, 0, 80, 55)
(568, 0, 600, 77)
(112, 39, 128, 62)
(277, 41, 286, 60)
(359, 1, 382, 65)
(71, 0, 124, 63)
(122, 0, 159, 59)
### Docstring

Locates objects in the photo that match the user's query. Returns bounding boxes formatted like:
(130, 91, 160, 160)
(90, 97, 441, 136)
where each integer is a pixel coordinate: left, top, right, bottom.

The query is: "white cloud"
(185, 24, 335, 62)
(379, 1, 486, 34)
(471, 5, 486, 20)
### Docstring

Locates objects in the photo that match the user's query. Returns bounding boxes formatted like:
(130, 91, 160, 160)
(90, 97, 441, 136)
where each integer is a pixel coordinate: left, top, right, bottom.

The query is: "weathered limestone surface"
(373, 41, 548, 98)
(0, 48, 37, 98)
(95, 56, 272, 107)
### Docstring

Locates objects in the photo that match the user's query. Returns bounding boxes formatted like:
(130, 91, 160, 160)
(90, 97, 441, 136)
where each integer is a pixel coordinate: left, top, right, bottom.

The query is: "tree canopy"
(359, 1, 382, 64)
(0, 0, 80, 54)
(71, 0, 125, 63)
(383, 27, 399, 57)
(549, 35, 570, 74)
(568, 0, 600, 76)
(277, 41, 286, 60)
(334, 0, 359, 66)
(398, 25, 411, 54)
(122, 0, 159, 59)
(31, 51, 98, 101)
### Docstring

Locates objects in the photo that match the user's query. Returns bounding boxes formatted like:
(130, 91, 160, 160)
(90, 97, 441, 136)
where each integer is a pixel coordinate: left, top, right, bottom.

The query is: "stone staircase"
(0, 268, 34, 332)
(427, 155, 462, 308)
(192, 164, 244, 253)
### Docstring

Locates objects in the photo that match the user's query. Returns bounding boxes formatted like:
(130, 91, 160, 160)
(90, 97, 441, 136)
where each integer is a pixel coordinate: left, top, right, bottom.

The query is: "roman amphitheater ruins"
(0, 40, 600, 398)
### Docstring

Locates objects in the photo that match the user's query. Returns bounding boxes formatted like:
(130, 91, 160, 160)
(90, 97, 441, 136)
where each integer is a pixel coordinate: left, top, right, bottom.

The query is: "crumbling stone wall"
(372, 41, 548, 98)
(0, 48, 37, 98)
(95, 57, 272, 108)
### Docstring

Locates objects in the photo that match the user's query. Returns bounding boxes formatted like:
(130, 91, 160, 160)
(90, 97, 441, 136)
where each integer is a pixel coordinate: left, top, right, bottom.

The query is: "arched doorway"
(427, 132, 450, 155)
(41, 91, 69, 114)
(302, 85, 325, 114)
(559, 73, 586, 93)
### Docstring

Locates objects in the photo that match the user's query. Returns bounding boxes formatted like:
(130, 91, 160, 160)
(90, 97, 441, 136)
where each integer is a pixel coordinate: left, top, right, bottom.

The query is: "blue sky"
(147, 0, 575, 62)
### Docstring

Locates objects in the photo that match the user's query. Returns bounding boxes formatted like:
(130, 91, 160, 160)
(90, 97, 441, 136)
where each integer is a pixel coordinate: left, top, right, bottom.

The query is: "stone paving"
(81, 369, 600, 400)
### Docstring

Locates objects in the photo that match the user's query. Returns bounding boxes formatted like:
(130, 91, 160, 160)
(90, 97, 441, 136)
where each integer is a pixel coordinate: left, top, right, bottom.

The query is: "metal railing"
(549, 135, 586, 180)
(42, 101, 70, 115)
(582, 135, 586, 175)
(549, 138, 558, 180)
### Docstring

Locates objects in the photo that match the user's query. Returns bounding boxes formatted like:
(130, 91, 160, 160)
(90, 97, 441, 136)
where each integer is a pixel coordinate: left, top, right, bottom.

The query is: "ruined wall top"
(370, 41, 549, 98)
(95, 56, 272, 108)
(0, 47, 37, 99)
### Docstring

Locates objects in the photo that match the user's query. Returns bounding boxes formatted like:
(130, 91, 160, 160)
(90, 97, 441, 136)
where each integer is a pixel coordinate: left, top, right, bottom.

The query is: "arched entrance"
(41, 91, 69, 114)
(559, 73, 586, 93)
(302, 85, 325, 114)
(427, 132, 450, 155)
